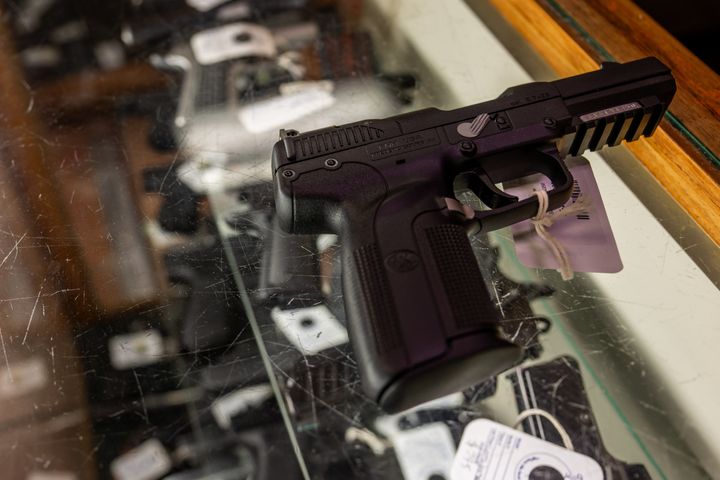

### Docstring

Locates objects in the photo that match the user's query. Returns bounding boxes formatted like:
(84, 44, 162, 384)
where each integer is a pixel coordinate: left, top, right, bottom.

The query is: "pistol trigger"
(468, 170, 518, 209)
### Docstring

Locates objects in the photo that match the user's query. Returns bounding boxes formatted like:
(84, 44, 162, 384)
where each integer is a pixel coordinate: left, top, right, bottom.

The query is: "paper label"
(109, 330, 165, 370)
(279, 80, 334, 96)
(27, 472, 78, 480)
(393, 423, 456, 480)
(0, 356, 48, 399)
(176, 152, 230, 194)
(186, 0, 229, 12)
(190, 23, 276, 65)
(505, 157, 622, 274)
(451, 419, 603, 480)
(239, 88, 336, 134)
(271, 305, 348, 355)
(316, 234, 338, 253)
(110, 439, 172, 480)
(217, 3, 252, 20)
(21, 46, 61, 67)
(212, 384, 273, 429)
(94, 40, 125, 70)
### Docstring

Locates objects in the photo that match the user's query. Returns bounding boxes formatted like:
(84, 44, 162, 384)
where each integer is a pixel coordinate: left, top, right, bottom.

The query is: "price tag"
(239, 88, 336, 134)
(451, 419, 602, 480)
(190, 23, 276, 65)
(110, 439, 172, 480)
(271, 305, 348, 355)
(0, 356, 48, 399)
(108, 330, 164, 370)
(393, 423, 456, 480)
(211, 384, 273, 429)
(374, 395, 461, 480)
(505, 156, 623, 274)
(186, 0, 228, 12)
(217, 3, 252, 20)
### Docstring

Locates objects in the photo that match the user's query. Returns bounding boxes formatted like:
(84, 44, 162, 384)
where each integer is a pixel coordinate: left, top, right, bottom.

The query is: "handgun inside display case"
(0, 0, 717, 479)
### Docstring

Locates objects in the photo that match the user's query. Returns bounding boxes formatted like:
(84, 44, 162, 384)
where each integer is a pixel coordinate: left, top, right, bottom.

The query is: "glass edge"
(210, 194, 312, 480)
(492, 232, 670, 479)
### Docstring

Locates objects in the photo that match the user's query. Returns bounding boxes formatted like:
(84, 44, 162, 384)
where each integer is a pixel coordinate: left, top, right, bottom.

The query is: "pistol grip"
(342, 194, 521, 413)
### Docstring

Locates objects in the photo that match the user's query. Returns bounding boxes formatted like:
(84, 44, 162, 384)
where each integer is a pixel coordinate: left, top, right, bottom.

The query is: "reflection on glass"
(0, 1, 716, 479)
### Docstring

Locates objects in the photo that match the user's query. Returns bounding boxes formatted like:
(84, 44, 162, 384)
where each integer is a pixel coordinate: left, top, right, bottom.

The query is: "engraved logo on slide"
(385, 250, 420, 273)
(579, 102, 642, 122)
(366, 131, 439, 160)
(457, 113, 490, 138)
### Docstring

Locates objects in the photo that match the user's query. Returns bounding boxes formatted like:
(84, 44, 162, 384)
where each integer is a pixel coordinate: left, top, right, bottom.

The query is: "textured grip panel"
(353, 243, 401, 353)
(426, 225, 489, 330)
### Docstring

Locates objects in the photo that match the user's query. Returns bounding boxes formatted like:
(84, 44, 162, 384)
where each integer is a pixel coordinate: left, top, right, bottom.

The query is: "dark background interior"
(635, 0, 720, 73)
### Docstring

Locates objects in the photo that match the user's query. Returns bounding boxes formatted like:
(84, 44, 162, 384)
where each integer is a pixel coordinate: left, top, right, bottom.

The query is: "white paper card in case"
(393, 423, 456, 480)
(109, 329, 165, 370)
(505, 156, 622, 274)
(451, 419, 603, 480)
(212, 383, 273, 429)
(190, 23, 276, 65)
(186, 0, 228, 12)
(271, 305, 348, 355)
(110, 438, 171, 480)
(0, 356, 48, 399)
(239, 88, 335, 134)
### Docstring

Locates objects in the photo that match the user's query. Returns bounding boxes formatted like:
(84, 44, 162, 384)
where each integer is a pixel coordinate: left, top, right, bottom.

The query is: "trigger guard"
(464, 168, 519, 209)
(463, 147, 574, 233)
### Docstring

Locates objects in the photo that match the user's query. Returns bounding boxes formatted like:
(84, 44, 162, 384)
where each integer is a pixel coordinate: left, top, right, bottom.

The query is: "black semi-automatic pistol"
(271, 57, 676, 412)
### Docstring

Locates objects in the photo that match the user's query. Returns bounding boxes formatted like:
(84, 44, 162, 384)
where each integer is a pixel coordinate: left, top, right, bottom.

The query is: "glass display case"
(0, 0, 717, 479)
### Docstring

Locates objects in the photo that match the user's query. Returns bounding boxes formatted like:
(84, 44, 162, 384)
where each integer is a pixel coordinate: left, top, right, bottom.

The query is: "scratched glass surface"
(0, 1, 718, 480)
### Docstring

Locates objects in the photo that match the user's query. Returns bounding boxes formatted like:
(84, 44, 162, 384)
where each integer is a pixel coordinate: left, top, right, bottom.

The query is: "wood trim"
(488, 0, 720, 246)
(35, 62, 169, 115)
(540, 0, 720, 169)
(0, 13, 96, 320)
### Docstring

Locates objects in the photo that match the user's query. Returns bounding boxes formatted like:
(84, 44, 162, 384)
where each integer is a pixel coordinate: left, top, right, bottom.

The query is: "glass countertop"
(0, 0, 717, 479)
(206, 2, 719, 479)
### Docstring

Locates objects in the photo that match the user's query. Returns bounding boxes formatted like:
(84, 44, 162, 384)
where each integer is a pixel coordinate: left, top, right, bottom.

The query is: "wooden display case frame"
(486, 0, 720, 245)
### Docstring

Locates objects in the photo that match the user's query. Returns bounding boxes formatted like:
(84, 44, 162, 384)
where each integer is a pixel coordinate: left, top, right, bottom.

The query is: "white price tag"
(217, 2, 252, 20)
(451, 419, 603, 480)
(186, 0, 229, 12)
(175, 151, 231, 194)
(506, 157, 622, 274)
(239, 88, 336, 134)
(211, 384, 273, 429)
(0, 356, 48, 399)
(190, 23, 276, 65)
(108, 330, 164, 370)
(21, 46, 61, 67)
(278, 80, 334, 96)
(271, 305, 348, 355)
(316, 234, 338, 253)
(110, 439, 172, 480)
(393, 423, 456, 480)
(374, 398, 460, 480)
